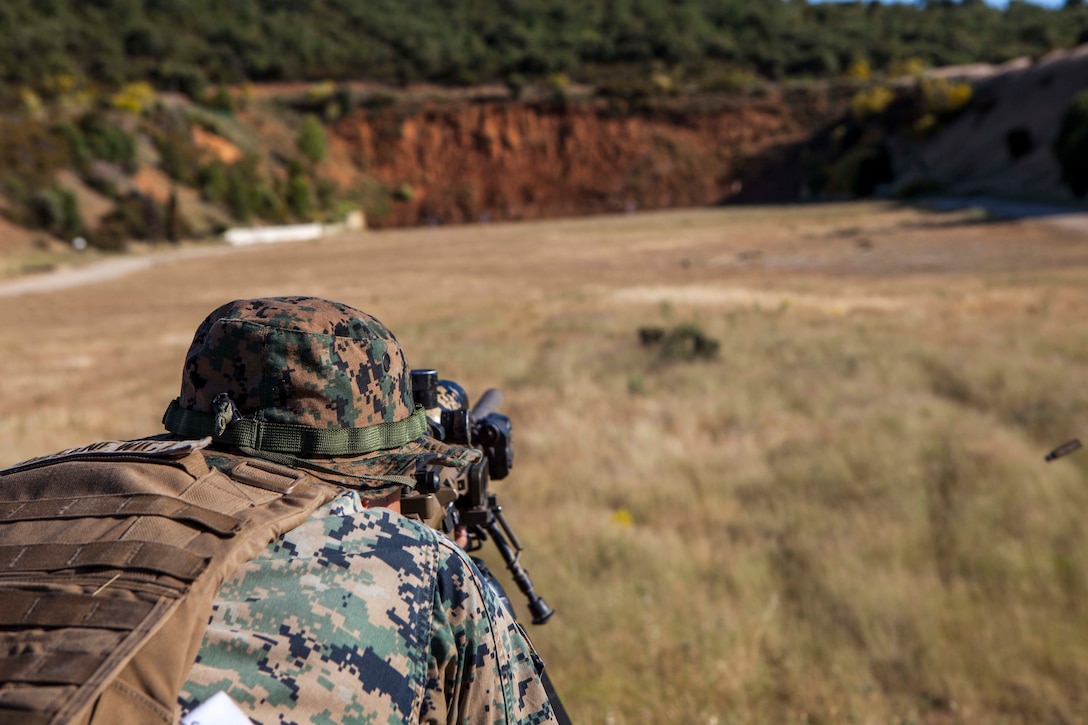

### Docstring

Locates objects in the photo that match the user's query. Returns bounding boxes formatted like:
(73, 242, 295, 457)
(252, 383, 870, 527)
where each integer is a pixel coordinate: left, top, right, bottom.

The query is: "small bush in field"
(638, 324, 719, 361)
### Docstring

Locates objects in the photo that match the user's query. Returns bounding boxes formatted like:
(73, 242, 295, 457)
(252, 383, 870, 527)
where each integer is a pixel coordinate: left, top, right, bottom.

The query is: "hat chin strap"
(233, 445, 417, 491)
(161, 394, 428, 490)
(162, 395, 429, 457)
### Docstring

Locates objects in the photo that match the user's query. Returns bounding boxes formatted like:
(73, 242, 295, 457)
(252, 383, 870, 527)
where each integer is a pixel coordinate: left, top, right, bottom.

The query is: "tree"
(286, 171, 312, 220)
(297, 114, 327, 165)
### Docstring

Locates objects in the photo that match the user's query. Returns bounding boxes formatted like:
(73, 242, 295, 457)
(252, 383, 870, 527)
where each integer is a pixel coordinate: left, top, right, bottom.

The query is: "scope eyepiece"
(475, 413, 514, 480)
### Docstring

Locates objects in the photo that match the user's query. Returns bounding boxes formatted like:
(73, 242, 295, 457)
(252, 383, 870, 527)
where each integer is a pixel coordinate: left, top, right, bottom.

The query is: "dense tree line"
(1, 0, 1087, 100)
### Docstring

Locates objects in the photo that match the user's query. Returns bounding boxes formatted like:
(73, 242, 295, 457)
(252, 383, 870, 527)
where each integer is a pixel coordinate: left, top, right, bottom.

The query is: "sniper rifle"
(402, 369, 570, 724)
(403, 368, 553, 625)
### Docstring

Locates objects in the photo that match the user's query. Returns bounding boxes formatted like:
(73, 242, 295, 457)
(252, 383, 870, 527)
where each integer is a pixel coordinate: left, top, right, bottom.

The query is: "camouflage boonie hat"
(162, 296, 477, 492)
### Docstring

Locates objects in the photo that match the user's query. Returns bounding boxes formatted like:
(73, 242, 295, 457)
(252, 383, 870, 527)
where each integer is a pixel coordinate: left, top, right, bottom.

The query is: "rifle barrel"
(471, 388, 505, 421)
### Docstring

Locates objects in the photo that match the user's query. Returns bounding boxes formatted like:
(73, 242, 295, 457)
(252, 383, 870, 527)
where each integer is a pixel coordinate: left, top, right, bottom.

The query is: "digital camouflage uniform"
(180, 489, 552, 724)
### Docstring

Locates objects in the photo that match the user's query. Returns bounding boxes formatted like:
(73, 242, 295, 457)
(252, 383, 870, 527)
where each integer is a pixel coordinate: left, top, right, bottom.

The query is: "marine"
(0, 296, 557, 724)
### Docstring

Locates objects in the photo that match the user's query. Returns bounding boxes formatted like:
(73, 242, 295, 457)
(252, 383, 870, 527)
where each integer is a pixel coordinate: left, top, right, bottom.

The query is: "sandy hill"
(893, 44, 1088, 204)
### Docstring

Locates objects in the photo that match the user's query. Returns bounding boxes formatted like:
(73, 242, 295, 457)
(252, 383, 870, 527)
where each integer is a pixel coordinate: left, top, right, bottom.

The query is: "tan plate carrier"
(0, 438, 338, 724)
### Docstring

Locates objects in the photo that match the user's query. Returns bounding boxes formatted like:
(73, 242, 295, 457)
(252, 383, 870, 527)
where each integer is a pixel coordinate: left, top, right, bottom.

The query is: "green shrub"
(0, 118, 71, 186)
(54, 123, 90, 167)
(157, 128, 199, 184)
(96, 193, 165, 242)
(155, 62, 208, 101)
(89, 215, 129, 251)
(256, 185, 288, 223)
(166, 189, 184, 243)
(315, 178, 337, 216)
(297, 115, 328, 165)
(638, 324, 719, 361)
(225, 170, 256, 222)
(1054, 91, 1088, 197)
(1, 175, 28, 206)
(205, 86, 234, 114)
(58, 188, 83, 240)
(29, 187, 82, 239)
(223, 156, 263, 222)
(198, 161, 229, 204)
(84, 169, 118, 199)
(286, 170, 312, 219)
(824, 142, 895, 198)
(79, 114, 137, 171)
(28, 191, 59, 230)
(88, 193, 164, 250)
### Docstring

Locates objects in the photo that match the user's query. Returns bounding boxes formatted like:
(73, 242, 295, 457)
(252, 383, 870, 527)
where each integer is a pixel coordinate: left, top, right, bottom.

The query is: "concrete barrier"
(223, 211, 366, 247)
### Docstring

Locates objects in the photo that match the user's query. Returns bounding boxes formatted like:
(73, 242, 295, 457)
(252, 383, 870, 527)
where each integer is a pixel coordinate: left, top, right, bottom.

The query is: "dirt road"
(0, 244, 242, 298)
(2, 199, 1086, 299)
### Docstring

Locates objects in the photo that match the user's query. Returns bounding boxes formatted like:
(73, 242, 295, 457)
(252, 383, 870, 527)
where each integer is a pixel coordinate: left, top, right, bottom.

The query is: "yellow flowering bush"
(851, 85, 895, 121)
(111, 82, 156, 114)
(921, 78, 973, 115)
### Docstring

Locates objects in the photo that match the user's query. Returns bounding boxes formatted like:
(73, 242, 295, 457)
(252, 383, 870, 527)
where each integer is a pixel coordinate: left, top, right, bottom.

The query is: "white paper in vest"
(180, 691, 252, 725)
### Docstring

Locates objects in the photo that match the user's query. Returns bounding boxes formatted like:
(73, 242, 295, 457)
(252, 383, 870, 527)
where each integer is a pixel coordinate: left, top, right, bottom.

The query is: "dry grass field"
(2, 201, 1088, 723)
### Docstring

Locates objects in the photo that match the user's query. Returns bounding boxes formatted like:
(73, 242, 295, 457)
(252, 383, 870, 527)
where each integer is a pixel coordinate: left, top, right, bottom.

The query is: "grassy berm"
(2, 201, 1088, 724)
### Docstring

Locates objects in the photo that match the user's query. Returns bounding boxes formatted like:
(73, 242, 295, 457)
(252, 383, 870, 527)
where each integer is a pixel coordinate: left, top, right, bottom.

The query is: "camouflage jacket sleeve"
(179, 489, 556, 725)
(420, 530, 555, 724)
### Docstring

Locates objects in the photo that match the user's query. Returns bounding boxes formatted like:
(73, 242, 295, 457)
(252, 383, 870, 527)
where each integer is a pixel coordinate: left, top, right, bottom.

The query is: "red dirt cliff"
(331, 90, 845, 227)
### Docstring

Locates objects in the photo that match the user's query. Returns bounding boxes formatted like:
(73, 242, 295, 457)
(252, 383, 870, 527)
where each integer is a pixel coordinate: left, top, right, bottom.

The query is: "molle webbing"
(0, 589, 155, 630)
(0, 494, 240, 536)
(0, 541, 209, 580)
(162, 398, 429, 457)
(0, 440, 337, 725)
(0, 654, 104, 686)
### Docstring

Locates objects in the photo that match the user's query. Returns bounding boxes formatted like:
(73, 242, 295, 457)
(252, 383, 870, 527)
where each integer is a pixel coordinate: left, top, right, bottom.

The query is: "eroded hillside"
(327, 89, 844, 227)
(2, 45, 1087, 277)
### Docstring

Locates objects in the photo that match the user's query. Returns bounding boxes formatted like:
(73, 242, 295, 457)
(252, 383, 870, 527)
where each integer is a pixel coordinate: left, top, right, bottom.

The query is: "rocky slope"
(890, 45, 1088, 204)
(4, 46, 1088, 275)
(327, 87, 846, 227)
(307, 46, 1088, 229)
